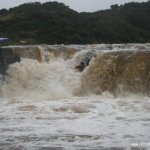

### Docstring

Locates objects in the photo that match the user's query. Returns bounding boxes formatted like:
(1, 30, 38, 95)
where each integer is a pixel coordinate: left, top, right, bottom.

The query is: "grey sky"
(0, 0, 148, 12)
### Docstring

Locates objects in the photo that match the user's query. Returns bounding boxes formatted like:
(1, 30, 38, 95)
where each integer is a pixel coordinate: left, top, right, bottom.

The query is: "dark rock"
(0, 47, 20, 75)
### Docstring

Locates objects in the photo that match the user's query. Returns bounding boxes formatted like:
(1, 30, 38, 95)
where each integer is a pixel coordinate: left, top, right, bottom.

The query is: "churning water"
(0, 44, 150, 150)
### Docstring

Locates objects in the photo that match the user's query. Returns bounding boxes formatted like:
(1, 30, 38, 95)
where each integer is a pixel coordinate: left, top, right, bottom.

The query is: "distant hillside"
(0, 1, 150, 44)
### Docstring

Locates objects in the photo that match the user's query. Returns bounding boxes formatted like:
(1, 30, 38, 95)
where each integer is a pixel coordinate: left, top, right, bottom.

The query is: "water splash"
(0, 44, 150, 150)
(0, 58, 81, 100)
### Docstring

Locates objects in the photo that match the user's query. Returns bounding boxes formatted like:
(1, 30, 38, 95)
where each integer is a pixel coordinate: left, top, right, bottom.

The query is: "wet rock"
(0, 47, 20, 74)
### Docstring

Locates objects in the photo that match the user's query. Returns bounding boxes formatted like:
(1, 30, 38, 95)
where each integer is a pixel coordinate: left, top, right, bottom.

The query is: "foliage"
(0, 1, 150, 44)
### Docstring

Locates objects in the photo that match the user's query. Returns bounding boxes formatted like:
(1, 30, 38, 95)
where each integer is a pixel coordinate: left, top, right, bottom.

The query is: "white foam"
(0, 94, 149, 149)
(0, 44, 150, 149)
(0, 58, 81, 100)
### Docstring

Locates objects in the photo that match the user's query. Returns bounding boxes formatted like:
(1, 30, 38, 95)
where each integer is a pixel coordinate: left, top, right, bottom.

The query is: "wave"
(1, 44, 150, 99)
(81, 50, 150, 95)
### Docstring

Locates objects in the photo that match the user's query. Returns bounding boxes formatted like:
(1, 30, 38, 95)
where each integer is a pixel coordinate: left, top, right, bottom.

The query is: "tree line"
(0, 1, 150, 44)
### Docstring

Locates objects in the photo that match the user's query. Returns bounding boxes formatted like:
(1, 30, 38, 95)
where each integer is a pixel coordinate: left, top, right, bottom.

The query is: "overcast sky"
(0, 0, 148, 12)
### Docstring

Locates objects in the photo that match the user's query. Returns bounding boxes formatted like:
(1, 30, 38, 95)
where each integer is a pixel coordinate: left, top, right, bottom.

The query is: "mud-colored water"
(0, 44, 150, 150)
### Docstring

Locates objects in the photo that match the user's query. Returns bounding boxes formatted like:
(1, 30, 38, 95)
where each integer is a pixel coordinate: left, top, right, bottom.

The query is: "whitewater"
(0, 44, 150, 150)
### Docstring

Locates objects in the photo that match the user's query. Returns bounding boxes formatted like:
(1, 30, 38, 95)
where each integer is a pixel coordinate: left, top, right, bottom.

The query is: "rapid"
(0, 44, 150, 150)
